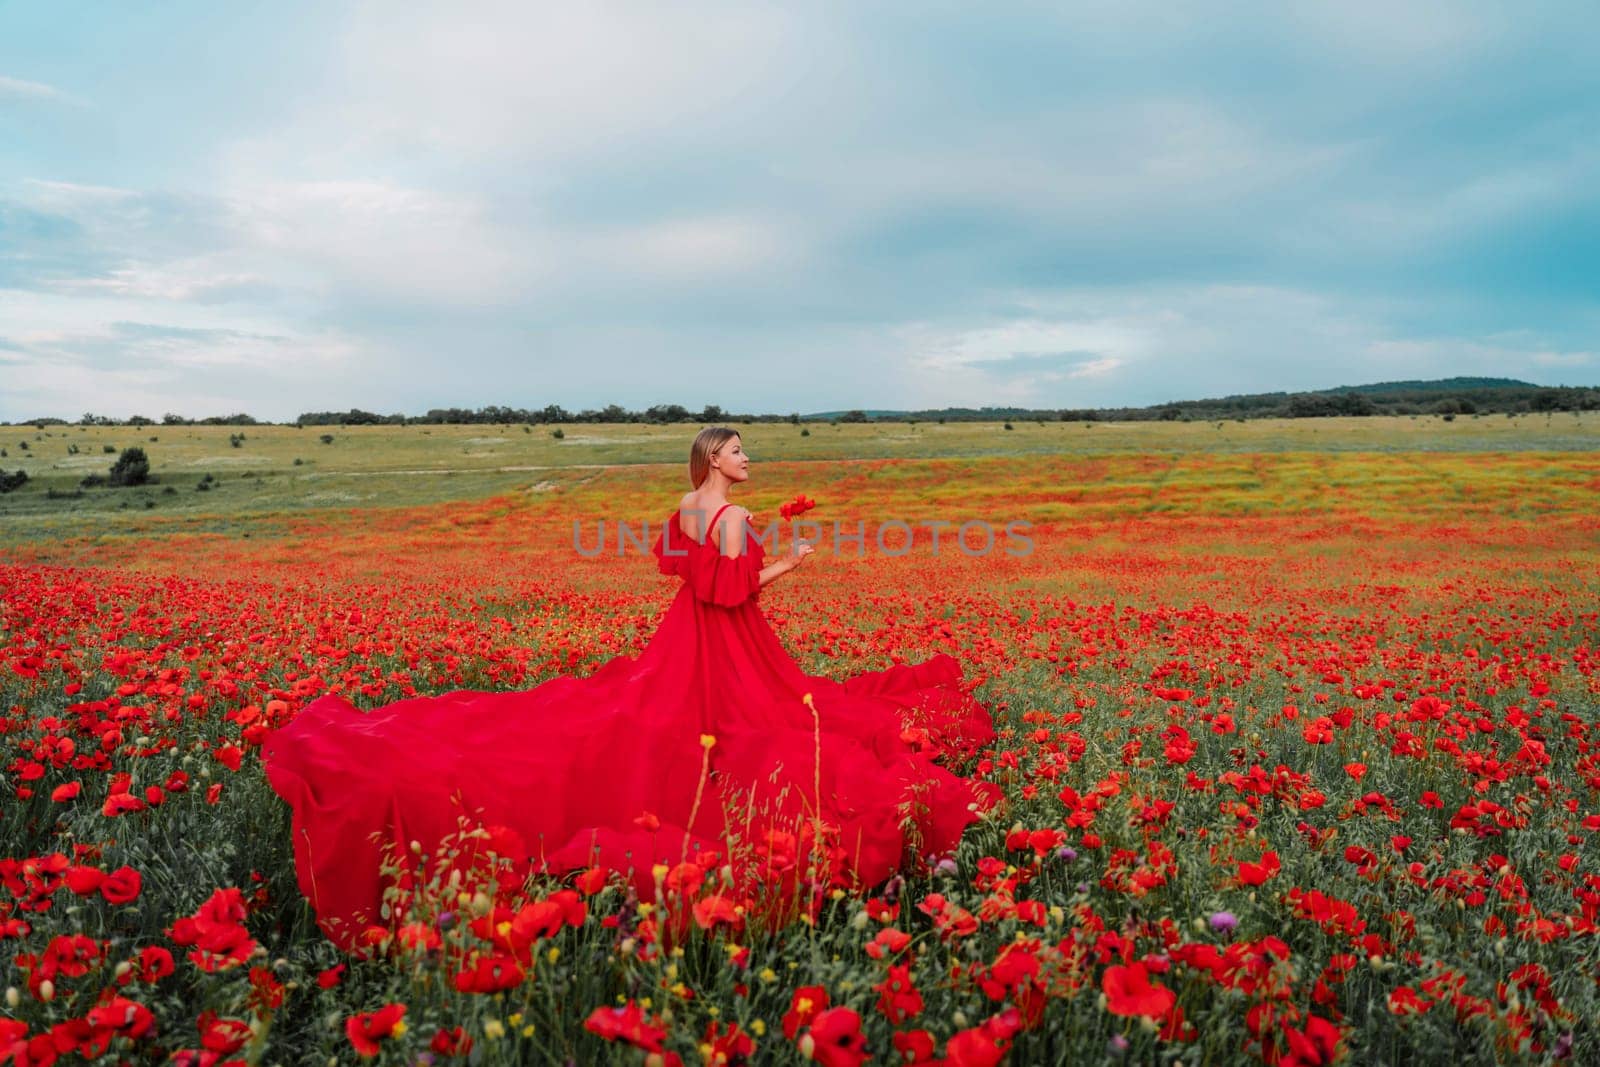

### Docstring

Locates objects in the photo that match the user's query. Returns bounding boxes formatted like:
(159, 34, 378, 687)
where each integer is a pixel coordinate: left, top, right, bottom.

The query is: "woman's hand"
(759, 542, 810, 589)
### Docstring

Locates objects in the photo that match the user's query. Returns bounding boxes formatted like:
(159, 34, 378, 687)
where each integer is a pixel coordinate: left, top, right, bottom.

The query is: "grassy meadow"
(2, 412, 1597, 541)
(1, 416, 1598, 1064)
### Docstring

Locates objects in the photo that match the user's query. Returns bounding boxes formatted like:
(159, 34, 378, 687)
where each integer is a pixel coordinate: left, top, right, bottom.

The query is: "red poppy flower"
(101, 792, 147, 817)
(100, 866, 141, 905)
(345, 1003, 406, 1058)
(1102, 962, 1175, 1019)
(1237, 851, 1281, 886)
(798, 1007, 868, 1067)
(584, 1000, 668, 1053)
(64, 865, 106, 896)
(198, 1011, 254, 1055)
(453, 954, 525, 993)
(692, 893, 742, 931)
(782, 985, 830, 1039)
(431, 1026, 473, 1057)
(874, 962, 924, 1023)
(137, 946, 174, 982)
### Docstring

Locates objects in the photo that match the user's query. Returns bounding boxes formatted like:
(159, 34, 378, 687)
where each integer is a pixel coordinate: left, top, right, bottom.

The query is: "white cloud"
(237, 179, 536, 304)
(49, 262, 278, 304)
(1278, 1, 1507, 67)
(0, 289, 377, 420)
(0, 74, 77, 104)
(215, 1, 811, 180)
(1369, 336, 1595, 375)
(895, 317, 1147, 407)
(19, 179, 135, 203)
(889, 284, 1590, 409)
(580, 214, 795, 281)
(4, 2, 1596, 419)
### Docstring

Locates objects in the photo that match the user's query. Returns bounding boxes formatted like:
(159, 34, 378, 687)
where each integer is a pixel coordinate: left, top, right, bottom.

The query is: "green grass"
(2, 414, 1597, 547)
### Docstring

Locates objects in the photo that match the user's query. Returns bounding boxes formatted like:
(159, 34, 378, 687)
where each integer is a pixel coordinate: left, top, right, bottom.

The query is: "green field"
(3, 413, 1596, 543)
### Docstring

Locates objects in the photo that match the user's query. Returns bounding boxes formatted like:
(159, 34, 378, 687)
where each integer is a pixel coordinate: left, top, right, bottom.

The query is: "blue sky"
(2, 1, 1597, 421)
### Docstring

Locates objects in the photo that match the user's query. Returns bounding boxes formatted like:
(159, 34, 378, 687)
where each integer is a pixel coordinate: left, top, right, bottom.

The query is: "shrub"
(320, 434, 335, 444)
(103, 444, 116, 453)
(0, 469, 27, 493)
(551, 428, 565, 440)
(1003, 422, 1014, 431)
(800, 428, 810, 437)
(108, 446, 151, 486)
(79, 474, 107, 488)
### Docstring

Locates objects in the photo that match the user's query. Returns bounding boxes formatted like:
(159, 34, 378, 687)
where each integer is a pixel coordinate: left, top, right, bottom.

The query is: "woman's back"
(678, 492, 746, 552)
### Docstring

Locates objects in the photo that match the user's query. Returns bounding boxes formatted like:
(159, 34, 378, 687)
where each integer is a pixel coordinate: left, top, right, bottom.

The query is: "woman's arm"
(759, 543, 813, 588)
(716, 505, 812, 588)
(759, 556, 797, 589)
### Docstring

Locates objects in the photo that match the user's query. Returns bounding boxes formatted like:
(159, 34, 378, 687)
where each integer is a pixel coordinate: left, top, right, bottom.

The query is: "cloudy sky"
(2, 1, 1597, 421)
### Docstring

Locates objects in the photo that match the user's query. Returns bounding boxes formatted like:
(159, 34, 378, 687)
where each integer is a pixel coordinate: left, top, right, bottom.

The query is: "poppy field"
(2, 422, 1599, 1064)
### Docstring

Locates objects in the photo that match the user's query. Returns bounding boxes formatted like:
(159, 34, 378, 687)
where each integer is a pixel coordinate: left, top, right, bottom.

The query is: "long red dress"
(263, 503, 996, 949)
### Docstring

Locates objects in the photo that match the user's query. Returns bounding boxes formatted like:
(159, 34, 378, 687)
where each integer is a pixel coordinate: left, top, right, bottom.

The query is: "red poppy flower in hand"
(779, 494, 817, 521)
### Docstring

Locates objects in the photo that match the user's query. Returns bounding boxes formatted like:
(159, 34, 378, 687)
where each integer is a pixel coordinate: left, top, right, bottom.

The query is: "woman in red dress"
(264, 427, 996, 950)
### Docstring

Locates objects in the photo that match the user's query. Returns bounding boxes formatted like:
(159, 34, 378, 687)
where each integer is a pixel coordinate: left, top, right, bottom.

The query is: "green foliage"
(108, 446, 151, 486)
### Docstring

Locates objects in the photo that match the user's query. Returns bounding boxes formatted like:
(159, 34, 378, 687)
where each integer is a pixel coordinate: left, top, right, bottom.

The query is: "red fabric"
(263, 508, 997, 950)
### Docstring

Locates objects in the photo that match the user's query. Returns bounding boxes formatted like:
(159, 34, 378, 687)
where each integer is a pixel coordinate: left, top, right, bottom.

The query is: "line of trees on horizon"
(17, 381, 1599, 429)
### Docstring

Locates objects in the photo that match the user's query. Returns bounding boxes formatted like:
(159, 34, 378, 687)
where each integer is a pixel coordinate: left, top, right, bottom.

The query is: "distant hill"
(801, 378, 1593, 423)
(1317, 377, 1536, 395)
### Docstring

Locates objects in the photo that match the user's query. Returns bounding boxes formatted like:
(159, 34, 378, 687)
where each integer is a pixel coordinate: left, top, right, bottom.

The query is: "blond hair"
(689, 426, 741, 488)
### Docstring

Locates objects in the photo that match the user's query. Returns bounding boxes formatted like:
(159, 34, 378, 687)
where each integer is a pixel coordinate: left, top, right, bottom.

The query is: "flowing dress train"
(263, 503, 996, 949)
